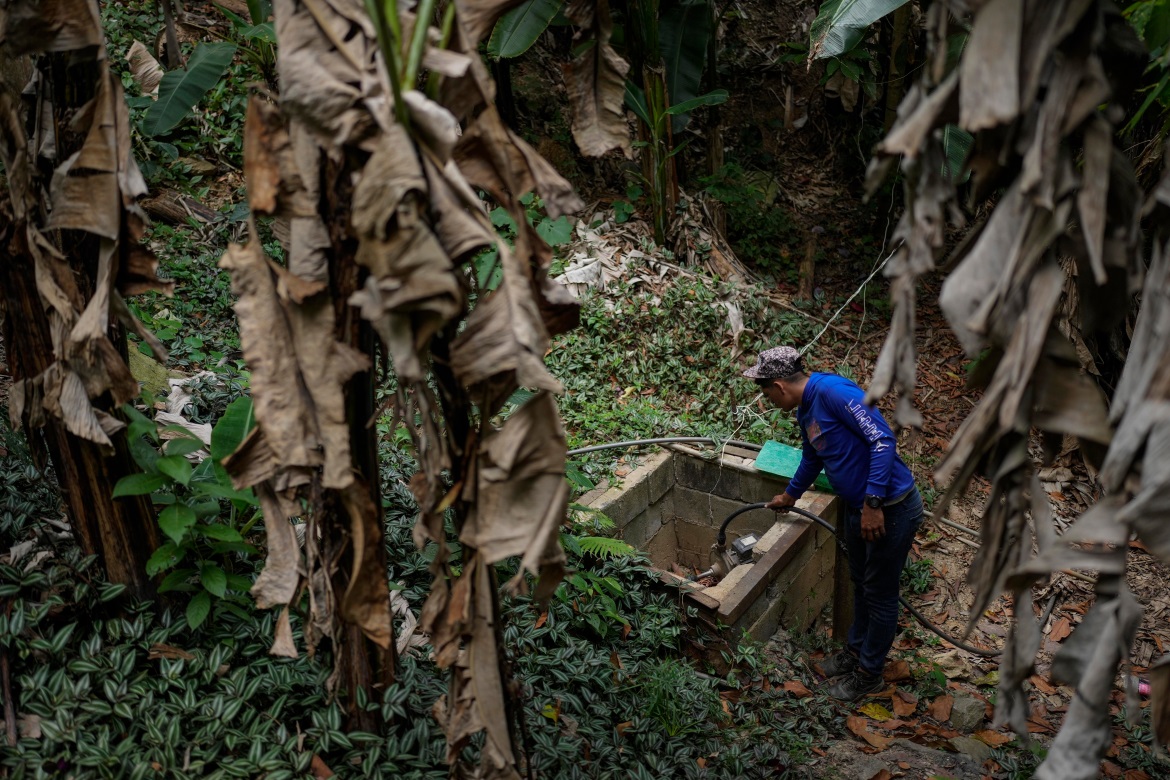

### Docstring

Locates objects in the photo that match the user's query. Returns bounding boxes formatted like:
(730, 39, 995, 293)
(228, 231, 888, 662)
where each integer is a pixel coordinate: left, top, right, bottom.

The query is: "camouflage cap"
(742, 346, 803, 380)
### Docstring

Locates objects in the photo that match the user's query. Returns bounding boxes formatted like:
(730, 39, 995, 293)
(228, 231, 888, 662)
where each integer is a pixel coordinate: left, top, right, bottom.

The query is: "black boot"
(819, 648, 859, 678)
(825, 668, 882, 701)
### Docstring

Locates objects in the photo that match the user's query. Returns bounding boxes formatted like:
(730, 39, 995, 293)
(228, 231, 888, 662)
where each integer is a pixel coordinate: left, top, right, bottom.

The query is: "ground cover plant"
(0, 420, 848, 778)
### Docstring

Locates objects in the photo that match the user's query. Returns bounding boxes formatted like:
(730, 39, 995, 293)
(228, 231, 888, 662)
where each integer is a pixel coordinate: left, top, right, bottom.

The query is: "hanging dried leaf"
(461, 391, 568, 593)
(562, 0, 630, 158)
(271, 0, 376, 144)
(1037, 579, 1141, 780)
(338, 482, 393, 647)
(349, 209, 464, 383)
(287, 296, 370, 489)
(452, 236, 562, 396)
(454, 108, 584, 219)
(126, 40, 164, 95)
(958, 0, 1021, 131)
(865, 7, 1153, 773)
(219, 242, 322, 470)
(252, 484, 303, 610)
(2, 0, 103, 56)
(243, 93, 317, 218)
(271, 606, 300, 658)
(1, 8, 169, 457)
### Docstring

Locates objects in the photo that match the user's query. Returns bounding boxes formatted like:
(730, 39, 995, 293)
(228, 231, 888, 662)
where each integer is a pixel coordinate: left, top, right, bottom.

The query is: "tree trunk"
(323, 149, 396, 728)
(492, 59, 516, 130)
(0, 249, 161, 596)
(161, 0, 183, 68)
(705, 0, 725, 236)
(642, 65, 677, 245)
(0, 47, 164, 597)
(798, 232, 817, 302)
(883, 4, 911, 133)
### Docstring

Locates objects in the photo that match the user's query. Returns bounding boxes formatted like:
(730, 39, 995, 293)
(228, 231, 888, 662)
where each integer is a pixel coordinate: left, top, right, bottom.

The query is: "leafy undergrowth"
(550, 268, 816, 485)
(0, 431, 825, 779)
(0, 530, 819, 778)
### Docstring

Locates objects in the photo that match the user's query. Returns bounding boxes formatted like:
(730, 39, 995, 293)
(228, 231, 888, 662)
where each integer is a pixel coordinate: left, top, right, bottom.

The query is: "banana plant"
(487, 0, 565, 58)
(625, 80, 727, 241)
(808, 0, 911, 61)
(141, 42, 238, 136)
(659, 0, 714, 131)
(490, 0, 716, 131)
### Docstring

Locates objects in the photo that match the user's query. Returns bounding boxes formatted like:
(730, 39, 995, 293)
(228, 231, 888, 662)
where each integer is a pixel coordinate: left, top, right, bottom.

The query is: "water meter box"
(578, 446, 848, 642)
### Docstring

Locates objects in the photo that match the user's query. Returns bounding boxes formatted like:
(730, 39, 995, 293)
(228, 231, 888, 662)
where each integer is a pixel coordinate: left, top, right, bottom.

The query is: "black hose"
(716, 502, 1003, 658)
(717, 502, 771, 546)
(567, 437, 763, 457)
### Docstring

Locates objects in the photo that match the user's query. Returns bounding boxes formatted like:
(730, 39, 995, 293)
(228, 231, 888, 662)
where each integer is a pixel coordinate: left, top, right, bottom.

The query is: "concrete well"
(579, 445, 848, 642)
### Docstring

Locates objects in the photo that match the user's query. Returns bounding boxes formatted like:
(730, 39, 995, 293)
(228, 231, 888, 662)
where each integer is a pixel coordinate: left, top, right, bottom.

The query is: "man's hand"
(861, 504, 885, 542)
(767, 493, 796, 512)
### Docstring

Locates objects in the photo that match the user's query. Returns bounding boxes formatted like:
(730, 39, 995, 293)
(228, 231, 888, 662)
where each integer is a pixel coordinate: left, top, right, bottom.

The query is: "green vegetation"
(549, 269, 808, 492)
(3, 0, 1167, 777)
(0, 441, 838, 777)
(476, 194, 574, 290)
(701, 164, 800, 274)
(117, 399, 261, 629)
(901, 557, 934, 595)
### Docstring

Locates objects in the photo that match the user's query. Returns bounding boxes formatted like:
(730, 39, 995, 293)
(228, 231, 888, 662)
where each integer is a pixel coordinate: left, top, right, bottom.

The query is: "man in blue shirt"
(744, 346, 923, 701)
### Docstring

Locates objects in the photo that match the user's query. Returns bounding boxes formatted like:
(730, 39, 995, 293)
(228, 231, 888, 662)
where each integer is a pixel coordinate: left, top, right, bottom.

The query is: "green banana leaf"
(245, 0, 272, 24)
(488, 0, 564, 59)
(664, 89, 728, 115)
(142, 42, 238, 137)
(210, 397, 255, 462)
(809, 0, 910, 60)
(942, 124, 973, 183)
(624, 80, 652, 127)
(624, 80, 726, 134)
(659, 0, 713, 130)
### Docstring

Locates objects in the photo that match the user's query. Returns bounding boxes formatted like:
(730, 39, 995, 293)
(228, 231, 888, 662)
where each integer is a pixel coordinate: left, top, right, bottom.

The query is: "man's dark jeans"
(843, 487, 924, 676)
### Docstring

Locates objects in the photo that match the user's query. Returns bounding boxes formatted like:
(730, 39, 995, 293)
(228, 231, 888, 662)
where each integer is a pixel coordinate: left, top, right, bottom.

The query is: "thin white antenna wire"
(800, 238, 904, 356)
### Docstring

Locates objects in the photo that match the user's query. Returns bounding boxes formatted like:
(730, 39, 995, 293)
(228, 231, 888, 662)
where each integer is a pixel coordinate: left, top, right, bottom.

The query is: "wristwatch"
(864, 495, 883, 509)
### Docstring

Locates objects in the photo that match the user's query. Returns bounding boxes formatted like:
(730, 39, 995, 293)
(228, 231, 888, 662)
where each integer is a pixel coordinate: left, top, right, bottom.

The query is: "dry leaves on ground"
(974, 729, 1014, 747)
(846, 714, 893, 750)
(858, 702, 893, 722)
(883, 659, 912, 682)
(783, 680, 813, 698)
(892, 689, 918, 717)
(928, 694, 954, 722)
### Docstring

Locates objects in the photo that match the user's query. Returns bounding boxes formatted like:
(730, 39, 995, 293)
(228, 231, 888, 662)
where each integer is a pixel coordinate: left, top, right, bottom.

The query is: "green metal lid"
(752, 440, 834, 493)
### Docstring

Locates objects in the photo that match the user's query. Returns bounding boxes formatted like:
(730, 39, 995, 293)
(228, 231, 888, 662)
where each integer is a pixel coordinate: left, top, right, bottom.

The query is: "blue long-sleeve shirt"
(784, 373, 915, 509)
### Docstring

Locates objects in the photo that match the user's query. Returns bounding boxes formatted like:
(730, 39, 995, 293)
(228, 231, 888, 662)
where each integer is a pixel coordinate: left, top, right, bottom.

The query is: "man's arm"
(767, 429, 824, 509)
(786, 437, 825, 499)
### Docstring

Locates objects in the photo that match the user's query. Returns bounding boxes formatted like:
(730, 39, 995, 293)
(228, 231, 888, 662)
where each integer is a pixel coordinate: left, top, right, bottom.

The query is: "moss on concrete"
(127, 347, 184, 399)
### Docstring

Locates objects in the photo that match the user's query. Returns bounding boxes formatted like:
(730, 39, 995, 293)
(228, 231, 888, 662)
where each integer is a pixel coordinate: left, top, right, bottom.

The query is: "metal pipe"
(926, 511, 981, 538)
